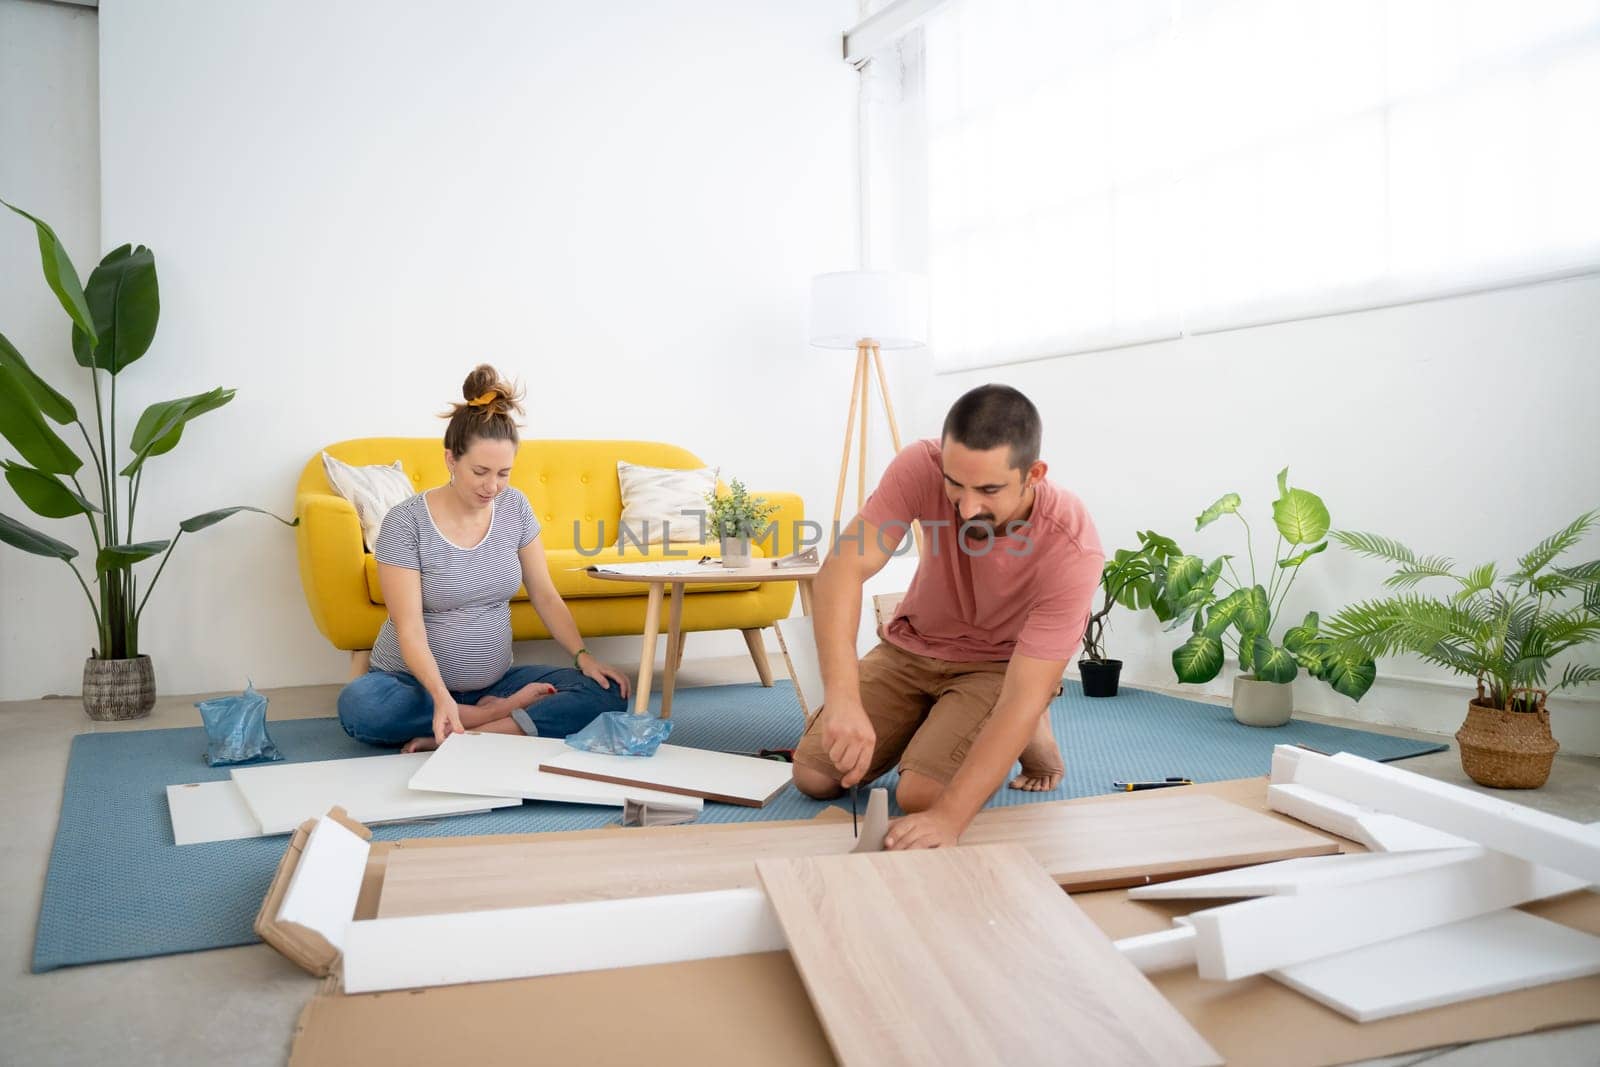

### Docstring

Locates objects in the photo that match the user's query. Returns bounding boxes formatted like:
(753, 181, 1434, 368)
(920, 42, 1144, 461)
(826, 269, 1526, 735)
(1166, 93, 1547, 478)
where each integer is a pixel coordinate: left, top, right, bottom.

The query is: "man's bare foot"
(400, 735, 440, 754)
(1009, 714, 1064, 791)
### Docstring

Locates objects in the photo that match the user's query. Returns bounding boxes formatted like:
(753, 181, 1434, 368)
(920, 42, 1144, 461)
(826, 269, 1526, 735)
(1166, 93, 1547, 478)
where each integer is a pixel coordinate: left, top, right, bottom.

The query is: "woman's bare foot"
(477, 683, 558, 721)
(1009, 714, 1064, 791)
(400, 735, 440, 754)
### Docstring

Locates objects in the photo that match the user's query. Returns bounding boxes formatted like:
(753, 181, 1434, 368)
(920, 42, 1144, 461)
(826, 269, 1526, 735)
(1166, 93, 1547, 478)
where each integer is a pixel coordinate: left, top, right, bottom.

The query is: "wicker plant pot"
(1455, 691, 1558, 789)
(82, 655, 156, 721)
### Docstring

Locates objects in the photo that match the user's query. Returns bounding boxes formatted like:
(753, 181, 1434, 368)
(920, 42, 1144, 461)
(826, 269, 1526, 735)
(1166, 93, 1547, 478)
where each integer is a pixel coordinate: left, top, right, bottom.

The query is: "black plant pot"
(1079, 658, 1122, 698)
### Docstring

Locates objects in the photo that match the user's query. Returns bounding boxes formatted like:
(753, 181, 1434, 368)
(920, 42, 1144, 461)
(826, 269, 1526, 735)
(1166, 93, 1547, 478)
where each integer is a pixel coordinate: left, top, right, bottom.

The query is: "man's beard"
(958, 510, 997, 541)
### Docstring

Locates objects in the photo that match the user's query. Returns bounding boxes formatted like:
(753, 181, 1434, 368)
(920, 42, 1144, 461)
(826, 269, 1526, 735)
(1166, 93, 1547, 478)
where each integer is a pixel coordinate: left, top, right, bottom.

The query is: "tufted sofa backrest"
(297, 438, 708, 550)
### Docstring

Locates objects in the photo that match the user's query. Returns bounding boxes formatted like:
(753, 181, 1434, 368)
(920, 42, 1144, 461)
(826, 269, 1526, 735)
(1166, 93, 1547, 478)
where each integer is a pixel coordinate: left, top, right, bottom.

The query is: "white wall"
(0, 0, 861, 700)
(902, 274, 1600, 753)
(0, 0, 101, 698)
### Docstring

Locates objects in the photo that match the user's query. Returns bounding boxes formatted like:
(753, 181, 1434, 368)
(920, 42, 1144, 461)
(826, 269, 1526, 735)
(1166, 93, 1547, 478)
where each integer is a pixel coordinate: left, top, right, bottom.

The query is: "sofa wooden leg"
(674, 631, 687, 670)
(742, 628, 774, 688)
(349, 649, 371, 681)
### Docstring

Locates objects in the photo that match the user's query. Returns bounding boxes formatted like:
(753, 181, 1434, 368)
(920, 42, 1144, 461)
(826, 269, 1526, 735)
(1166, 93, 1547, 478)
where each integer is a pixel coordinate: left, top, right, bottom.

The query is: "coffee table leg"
(660, 582, 686, 719)
(634, 582, 663, 715)
(797, 578, 814, 616)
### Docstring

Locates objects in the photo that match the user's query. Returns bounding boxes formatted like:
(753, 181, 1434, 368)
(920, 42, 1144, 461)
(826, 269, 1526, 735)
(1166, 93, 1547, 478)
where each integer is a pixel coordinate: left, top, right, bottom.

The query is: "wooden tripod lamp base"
(832, 339, 923, 556)
(809, 270, 930, 558)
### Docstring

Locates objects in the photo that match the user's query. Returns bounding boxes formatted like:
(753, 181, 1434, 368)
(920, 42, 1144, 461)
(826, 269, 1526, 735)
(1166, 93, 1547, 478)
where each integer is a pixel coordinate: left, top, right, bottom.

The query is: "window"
(870, 0, 1600, 371)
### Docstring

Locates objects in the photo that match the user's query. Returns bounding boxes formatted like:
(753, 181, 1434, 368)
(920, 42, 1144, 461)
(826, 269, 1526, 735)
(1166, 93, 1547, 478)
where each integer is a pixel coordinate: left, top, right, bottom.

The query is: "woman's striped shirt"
(367, 487, 540, 692)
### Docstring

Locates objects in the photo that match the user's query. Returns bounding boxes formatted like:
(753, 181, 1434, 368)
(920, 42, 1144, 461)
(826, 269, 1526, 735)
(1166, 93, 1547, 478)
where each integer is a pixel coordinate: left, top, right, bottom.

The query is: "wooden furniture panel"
(379, 791, 1336, 917)
(756, 844, 1220, 1066)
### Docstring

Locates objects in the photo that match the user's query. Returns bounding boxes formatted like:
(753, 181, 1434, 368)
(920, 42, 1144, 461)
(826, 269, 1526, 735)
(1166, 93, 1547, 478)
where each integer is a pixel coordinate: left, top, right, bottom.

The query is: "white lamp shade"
(808, 271, 929, 350)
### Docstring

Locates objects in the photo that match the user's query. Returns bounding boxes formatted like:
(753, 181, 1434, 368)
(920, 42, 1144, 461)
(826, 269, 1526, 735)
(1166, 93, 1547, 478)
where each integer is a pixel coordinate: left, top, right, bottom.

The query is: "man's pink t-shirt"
(858, 439, 1104, 663)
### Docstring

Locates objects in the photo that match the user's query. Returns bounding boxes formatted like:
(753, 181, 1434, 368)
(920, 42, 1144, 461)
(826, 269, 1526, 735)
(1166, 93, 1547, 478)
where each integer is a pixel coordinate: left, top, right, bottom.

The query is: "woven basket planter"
(82, 655, 156, 721)
(1455, 692, 1558, 789)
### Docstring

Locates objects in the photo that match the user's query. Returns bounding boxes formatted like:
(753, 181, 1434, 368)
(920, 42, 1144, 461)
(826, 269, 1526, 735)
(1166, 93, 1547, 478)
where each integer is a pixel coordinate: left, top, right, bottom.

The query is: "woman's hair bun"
(444, 364, 525, 456)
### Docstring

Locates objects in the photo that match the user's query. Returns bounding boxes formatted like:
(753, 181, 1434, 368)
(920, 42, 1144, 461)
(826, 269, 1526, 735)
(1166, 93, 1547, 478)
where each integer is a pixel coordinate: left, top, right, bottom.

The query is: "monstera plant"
(0, 202, 295, 720)
(1142, 468, 1375, 725)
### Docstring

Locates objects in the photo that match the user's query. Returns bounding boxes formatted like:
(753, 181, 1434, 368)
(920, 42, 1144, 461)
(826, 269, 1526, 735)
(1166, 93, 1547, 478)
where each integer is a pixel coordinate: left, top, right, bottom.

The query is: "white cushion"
(321, 453, 415, 550)
(615, 461, 716, 547)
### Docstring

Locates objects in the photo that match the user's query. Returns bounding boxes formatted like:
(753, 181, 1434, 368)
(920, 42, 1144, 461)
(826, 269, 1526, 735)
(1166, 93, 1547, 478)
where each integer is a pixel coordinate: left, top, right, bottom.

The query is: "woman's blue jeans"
(337, 663, 626, 747)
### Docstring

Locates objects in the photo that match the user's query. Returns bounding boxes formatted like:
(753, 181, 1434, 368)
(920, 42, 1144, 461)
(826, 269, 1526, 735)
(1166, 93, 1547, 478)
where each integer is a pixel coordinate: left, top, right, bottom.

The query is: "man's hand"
(431, 693, 465, 745)
(884, 807, 962, 850)
(820, 699, 876, 788)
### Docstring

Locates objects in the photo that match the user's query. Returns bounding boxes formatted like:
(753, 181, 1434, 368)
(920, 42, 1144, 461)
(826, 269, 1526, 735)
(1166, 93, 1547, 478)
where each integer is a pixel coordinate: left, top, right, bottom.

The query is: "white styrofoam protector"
(1272, 908, 1600, 1022)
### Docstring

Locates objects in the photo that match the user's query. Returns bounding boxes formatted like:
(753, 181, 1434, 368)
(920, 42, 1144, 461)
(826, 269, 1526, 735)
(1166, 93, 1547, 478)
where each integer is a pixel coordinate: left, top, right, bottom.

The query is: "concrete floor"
(2, 658, 1597, 1066)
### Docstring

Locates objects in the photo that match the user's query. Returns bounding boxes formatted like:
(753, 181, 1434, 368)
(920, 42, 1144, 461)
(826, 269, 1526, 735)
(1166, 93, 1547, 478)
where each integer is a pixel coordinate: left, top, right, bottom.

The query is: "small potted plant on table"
(704, 477, 776, 568)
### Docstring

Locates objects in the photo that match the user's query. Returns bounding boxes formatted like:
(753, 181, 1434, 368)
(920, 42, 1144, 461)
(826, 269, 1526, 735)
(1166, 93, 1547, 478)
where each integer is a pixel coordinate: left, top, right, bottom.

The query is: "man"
(792, 384, 1103, 850)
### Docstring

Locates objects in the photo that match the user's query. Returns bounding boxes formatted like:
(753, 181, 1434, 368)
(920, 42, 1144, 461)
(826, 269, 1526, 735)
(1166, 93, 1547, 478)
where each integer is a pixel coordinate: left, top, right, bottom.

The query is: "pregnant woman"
(337, 365, 630, 752)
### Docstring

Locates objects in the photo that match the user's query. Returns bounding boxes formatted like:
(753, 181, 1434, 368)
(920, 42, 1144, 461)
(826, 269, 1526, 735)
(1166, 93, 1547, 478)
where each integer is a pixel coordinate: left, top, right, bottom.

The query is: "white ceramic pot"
(1232, 674, 1292, 727)
(720, 535, 752, 568)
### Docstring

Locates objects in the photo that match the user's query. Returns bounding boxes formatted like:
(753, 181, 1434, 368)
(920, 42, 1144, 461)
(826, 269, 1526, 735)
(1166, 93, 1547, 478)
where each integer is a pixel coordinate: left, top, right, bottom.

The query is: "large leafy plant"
(1324, 511, 1600, 711)
(0, 202, 295, 660)
(1144, 468, 1376, 700)
(1080, 531, 1181, 663)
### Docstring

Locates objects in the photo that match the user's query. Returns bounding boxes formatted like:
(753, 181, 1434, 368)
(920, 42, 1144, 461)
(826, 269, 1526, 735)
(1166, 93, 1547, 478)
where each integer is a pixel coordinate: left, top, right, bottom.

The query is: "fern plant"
(1324, 510, 1600, 711)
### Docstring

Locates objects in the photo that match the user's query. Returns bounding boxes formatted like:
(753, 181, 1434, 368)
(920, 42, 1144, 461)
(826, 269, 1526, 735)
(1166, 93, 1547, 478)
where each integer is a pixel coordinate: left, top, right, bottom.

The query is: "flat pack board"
(408, 732, 702, 810)
(773, 614, 822, 720)
(537, 743, 794, 807)
(1271, 907, 1600, 1022)
(231, 752, 520, 834)
(756, 844, 1221, 1067)
(343, 888, 784, 994)
(376, 789, 1337, 918)
(956, 791, 1339, 891)
(278, 814, 372, 952)
(376, 814, 866, 917)
(254, 807, 373, 977)
(166, 779, 262, 845)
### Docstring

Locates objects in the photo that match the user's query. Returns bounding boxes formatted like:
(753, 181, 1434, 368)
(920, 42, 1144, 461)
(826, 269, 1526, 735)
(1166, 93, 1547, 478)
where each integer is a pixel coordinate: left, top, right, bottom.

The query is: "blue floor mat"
(33, 679, 1445, 972)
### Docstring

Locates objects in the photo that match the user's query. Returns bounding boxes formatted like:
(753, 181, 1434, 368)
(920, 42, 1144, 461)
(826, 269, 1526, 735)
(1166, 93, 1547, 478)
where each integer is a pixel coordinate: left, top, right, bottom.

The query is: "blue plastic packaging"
(196, 681, 283, 766)
(563, 711, 673, 757)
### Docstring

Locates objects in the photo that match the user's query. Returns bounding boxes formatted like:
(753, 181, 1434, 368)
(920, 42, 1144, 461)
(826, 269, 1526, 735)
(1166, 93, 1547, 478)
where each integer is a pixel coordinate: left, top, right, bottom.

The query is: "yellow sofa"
(296, 439, 805, 676)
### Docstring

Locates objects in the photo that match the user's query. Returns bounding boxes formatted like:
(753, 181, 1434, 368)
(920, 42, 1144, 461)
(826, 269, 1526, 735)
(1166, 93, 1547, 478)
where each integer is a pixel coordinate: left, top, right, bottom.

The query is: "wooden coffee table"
(586, 560, 822, 718)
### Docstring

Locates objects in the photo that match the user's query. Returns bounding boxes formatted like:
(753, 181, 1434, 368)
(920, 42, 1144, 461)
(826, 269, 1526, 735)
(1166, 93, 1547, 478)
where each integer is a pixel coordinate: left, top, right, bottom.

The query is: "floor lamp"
(809, 270, 929, 555)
